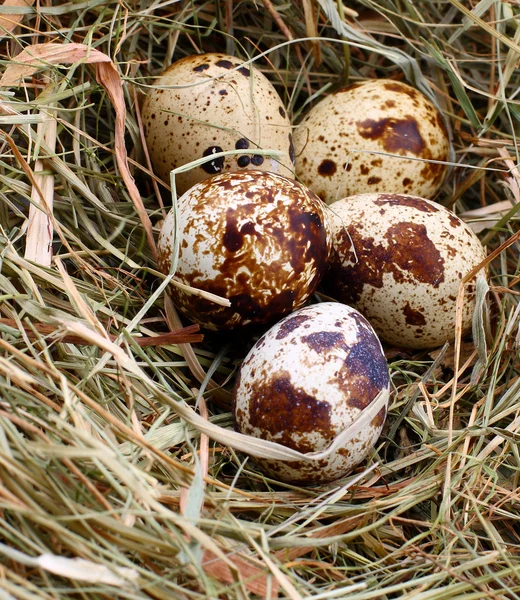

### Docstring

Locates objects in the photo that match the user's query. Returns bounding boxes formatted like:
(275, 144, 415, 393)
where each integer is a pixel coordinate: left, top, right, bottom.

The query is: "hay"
(0, 0, 519, 598)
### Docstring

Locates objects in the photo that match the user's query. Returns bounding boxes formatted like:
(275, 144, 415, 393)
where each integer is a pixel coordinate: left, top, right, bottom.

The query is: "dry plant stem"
(260, 0, 311, 97)
(302, 0, 322, 66)
(132, 85, 166, 217)
(0, 318, 203, 346)
(24, 96, 56, 266)
(201, 550, 279, 599)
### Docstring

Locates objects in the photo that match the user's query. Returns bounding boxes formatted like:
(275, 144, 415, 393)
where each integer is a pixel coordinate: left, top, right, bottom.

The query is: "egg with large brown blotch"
(294, 79, 450, 204)
(323, 193, 488, 349)
(142, 53, 294, 195)
(157, 170, 331, 330)
(233, 302, 390, 484)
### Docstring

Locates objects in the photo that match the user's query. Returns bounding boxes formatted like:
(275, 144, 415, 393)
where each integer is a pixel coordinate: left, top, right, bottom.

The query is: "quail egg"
(233, 302, 390, 484)
(142, 53, 295, 195)
(157, 170, 331, 330)
(294, 79, 450, 204)
(323, 193, 488, 349)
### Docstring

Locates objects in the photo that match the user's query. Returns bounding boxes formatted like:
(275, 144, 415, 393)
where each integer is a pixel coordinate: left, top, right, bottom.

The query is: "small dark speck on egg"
(318, 159, 337, 177)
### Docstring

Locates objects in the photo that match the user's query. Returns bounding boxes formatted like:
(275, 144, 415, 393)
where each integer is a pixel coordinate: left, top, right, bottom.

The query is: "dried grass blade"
(0, 0, 35, 36)
(0, 318, 202, 345)
(24, 99, 57, 266)
(202, 549, 279, 599)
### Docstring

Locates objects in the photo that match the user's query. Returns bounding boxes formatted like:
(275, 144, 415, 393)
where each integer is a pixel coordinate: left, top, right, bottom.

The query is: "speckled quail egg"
(157, 170, 331, 330)
(142, 53, 295, 195)
(294, 79, 450, 204)
(233, 302, 390, 484)
(322, 193, 488, 349)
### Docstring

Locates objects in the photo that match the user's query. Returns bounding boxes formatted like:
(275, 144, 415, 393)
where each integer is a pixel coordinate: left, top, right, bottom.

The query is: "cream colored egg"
(323, 193, 488, 349)
(294, 79, 450, 204)
(233, 302, 390, 484)
(142, 53, 295, 195)
(157, 170, 331, 330)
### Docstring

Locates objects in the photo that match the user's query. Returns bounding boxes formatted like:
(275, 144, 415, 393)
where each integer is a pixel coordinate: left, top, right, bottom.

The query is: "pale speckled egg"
(157, 170, 331, 330)
(294, 79, 450, 204)
(233, 302, 390, 484)
(142, 53, 295, 195)
(322, 193, 488, 349)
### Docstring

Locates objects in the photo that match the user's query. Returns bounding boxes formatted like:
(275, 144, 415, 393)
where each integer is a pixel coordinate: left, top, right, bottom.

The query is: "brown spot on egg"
(201, 146, 225, 174)
(223, 209, 258, 252)
(318, 159, 337, 177)
(403, 177, 412, 186)
(357, 117, 426, 156)
(235, 138, 249, 150)
(301, 331, 346, 353)
(384, 222, 445, 286)
(219, 89, 228, 95)
(193, 63, 210, 72)
(279, 106, 286, 118)
(371, 407, 387, 429)
(229, 289, 296, 321)
(420, 160, 445, 186)
(326, 220, 445, 304)
(215, 59, 234, 69)
(383, 81, 418, 99)
(289, 134, 295, 164)
(248, 371, 333, 452)
(335, 312, 390, 410)
(374, 194, 439, 213)
(275, 314, 311, 339)
(403, 303, 427, 326)
(448, 213, 461, 228)
(335, 82, 363, 94)
(360, 164, 369, 175)
(368, 176, 381, 185)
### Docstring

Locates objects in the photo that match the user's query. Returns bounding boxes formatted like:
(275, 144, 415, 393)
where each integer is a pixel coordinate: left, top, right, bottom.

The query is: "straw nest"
(0, 1, 519, 598)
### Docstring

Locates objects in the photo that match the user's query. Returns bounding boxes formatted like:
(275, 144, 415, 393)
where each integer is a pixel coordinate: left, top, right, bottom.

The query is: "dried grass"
(0, 0, 519, 598)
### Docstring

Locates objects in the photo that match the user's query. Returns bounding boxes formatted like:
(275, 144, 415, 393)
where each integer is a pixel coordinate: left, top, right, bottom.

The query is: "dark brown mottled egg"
(233, 302, 390, 484)
(323, 193, 488, 349)
(294, 79, 450, 204)
(157, 170, 331, 330)
(142, 53, 294, 195)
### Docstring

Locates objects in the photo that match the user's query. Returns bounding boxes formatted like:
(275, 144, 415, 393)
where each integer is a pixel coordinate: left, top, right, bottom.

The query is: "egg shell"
(157, 170, 331, 330)
(142, 53, 295, 195)
(233, 302, 390, 484)
(293, 79, 450, 204)
(323, 193, 488, 349)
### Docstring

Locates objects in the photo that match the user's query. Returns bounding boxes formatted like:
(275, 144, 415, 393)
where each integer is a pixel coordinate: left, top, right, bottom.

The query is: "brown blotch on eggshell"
(157, 170, 331, 331)
(142, 53, 294, 195)
(294, 79, 450, 204)
(233, 302, 390, 484)
(322, 193, 488, 349)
